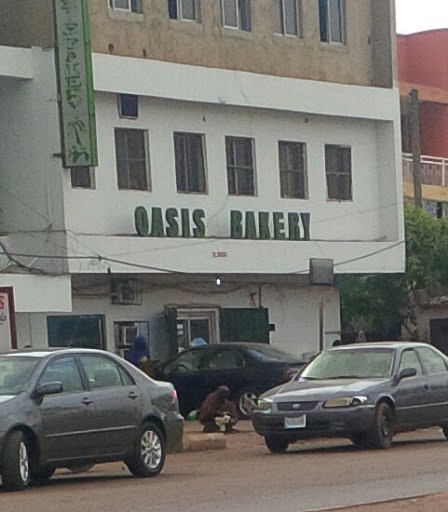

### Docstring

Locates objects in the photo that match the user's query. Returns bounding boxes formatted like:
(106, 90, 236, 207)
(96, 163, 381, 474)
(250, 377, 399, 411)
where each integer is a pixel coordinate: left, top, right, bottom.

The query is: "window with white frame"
(168, 0, 201, 21)
(274, 0, 301, 36)
(226, 136, 256, 196)
(109, 0, 143, 14)
(174, 132, 207, 193)
(71, 167, 95, 189)
(325, 144, 352, 201)
(319, 0, 346, 44)
(115, 128, 150, 191)
(278, 141, 307, 199)
(221, 0, 251, 31)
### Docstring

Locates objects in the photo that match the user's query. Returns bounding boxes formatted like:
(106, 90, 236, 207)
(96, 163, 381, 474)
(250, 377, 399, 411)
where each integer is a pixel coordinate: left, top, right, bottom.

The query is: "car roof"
(331, 341, 432, 350)
(0, 348, 109, 358)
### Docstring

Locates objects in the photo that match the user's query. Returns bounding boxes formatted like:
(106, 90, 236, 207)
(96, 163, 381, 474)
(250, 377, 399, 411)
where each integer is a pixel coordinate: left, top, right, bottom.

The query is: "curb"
(182, 432, 227, 452)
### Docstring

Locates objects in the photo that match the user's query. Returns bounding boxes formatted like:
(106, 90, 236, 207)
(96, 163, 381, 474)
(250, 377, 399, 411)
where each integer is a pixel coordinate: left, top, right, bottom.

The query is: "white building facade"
(0, 0, 404, 361)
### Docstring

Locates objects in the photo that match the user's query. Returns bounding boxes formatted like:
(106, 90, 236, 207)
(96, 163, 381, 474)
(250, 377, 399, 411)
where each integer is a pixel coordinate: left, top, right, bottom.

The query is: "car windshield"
(246, 346, 300, 363)
(0, 356, 40, 395)
(299, 349, 394, 380)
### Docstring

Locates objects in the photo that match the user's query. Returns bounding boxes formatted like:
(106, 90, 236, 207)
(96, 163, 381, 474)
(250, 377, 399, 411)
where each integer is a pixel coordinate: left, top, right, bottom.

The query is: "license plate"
(284, 415, 306, 429)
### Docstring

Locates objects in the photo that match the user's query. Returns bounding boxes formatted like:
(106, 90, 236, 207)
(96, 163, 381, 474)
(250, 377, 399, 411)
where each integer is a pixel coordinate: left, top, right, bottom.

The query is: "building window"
(325, 144, 352, 201)
(109, 0, 143, 14)
(47, 315, 105, 350)
(225, 136, 256, 196)
(274, 0, 301, 36)
(168, 0, 201, 21)
(71, 167, 95, 189)
(118, 94, 139, 118)
(319, 0, 346, 44)
(278, 141, 307, 199)
(221, 0, 251, 31)
(115, 128, 150, 191)
(174, 132, 207, 193)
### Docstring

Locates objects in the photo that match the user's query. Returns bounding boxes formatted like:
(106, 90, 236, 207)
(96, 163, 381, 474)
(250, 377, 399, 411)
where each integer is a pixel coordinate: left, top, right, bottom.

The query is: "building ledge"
(0, 46, 33, 80)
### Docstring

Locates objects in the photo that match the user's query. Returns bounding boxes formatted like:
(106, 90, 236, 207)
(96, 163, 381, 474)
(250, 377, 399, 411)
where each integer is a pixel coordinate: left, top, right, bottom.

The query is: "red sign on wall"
(0, 287, 17, 351)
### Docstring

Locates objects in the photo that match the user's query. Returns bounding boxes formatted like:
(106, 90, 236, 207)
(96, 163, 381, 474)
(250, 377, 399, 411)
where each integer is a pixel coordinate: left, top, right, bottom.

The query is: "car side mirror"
(34, 381, 63, 397)
(394, 367, 417, 384)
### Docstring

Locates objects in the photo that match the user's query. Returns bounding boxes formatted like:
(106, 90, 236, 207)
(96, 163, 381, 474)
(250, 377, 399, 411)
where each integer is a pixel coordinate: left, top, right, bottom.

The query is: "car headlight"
(256, 398, 273, 412)
(324, 396, 368, 408)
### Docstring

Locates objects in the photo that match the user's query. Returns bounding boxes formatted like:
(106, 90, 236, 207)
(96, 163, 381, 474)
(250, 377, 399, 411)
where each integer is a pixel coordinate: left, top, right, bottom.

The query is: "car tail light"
(171, 388, 178, 405)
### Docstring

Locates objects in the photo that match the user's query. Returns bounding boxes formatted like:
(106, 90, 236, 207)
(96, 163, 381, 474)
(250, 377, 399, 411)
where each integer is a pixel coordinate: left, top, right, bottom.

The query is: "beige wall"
(0, 0, 394, 88)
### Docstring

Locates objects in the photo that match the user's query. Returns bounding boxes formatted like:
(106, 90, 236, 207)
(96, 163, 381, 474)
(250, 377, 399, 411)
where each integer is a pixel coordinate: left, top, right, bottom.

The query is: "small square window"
(325, 144, 352, 201)
(274, 0, 301, 37)
(118, 94, 139, 118)
(221, 0, 251, 31)
(168, 0, 202, 21)
(319, 0, 346, 44)
(71, 167, 95, 189)
(109, 0, 143, 14)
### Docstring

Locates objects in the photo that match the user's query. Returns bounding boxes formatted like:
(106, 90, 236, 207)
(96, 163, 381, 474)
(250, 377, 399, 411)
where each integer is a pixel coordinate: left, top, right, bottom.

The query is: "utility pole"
(410, 89, 423, 208)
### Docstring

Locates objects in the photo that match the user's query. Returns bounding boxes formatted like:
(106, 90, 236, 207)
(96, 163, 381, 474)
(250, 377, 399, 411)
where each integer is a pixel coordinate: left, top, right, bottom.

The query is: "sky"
(396, 0, 448, 34)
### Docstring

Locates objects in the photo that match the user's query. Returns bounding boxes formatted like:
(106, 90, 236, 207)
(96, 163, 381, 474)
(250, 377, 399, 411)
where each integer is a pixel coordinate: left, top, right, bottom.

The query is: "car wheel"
(264, 436, 289, 454)
(30, 465, 56, 483)
(366, 402, 394, 449)
(1, 430, 31, 491)
(236, 387, 259, 418)
(126, 422, 166, 478)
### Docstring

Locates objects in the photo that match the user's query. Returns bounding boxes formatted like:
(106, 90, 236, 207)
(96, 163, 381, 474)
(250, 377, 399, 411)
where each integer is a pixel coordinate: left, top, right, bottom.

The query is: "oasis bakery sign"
(134, 206, 310, 241)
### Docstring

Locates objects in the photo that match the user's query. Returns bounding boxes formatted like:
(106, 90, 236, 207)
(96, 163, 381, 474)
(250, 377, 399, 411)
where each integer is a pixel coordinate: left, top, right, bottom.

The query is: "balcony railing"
(403, 153, 448, 187)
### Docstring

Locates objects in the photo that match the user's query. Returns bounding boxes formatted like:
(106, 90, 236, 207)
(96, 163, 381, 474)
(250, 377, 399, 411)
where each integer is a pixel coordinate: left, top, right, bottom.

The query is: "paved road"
(3, 426, 448, 512)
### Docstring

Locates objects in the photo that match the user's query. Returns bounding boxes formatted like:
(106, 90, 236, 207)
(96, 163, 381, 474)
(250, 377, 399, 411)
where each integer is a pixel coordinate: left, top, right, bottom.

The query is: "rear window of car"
(0, 356, 40, 395)
(246, 346, 300, 363)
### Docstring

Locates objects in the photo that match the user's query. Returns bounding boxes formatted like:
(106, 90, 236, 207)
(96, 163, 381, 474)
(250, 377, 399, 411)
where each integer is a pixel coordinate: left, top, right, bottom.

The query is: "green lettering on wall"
(230, 210, 243, 239)
(301, 213, 311, 241)
(193, 209, 206, 238)
(245, 211, 257, 239)
(150, 207, 164, 237)
(134, 206, 149, 237)
(258, 212, 271, 240)
(273, 212, 285, 240)
(288, 212, 301, 240)
(165, 208, 179, 237)
(181, 208, 191, 237)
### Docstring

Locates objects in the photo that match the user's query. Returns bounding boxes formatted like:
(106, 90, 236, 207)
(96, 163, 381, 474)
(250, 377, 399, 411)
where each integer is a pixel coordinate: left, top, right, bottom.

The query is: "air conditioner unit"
(119, 325, 138, 345)
(111, 279, 141, 305)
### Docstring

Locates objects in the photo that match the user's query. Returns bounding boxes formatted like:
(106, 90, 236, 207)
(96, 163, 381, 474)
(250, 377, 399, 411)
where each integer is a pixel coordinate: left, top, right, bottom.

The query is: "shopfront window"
(47, 315, 105, 350)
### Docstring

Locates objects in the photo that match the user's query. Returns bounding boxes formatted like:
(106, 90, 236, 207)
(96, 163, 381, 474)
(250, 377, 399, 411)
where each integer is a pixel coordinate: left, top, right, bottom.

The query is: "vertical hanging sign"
(54, 0, 98, 167)
(0, 287, 17, 351)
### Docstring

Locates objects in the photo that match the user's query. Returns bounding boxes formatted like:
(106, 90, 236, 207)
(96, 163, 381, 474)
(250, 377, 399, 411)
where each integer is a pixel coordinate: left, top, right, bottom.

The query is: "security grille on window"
(325, 144, 352, 201)
(109, 0, 143, 13)
(174, 132, 207, 193)
(274, 0, 301, 36)
(115, 128, 150, 191)
(278, 141, 307, 199)
(225, 136, 256, 196)
(319, 0, 346, 43)
(118, 94, 139, 118)
(221, 0, 251, 31)
(168, 0, 201, 21)
(70, 166, 95, 189)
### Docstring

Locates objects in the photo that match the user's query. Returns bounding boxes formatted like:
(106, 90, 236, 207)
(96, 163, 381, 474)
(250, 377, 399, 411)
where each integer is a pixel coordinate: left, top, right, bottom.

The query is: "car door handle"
(423, 384, 430, 390)
(81, 397, 93, 406)
(128, 392, 139, 400)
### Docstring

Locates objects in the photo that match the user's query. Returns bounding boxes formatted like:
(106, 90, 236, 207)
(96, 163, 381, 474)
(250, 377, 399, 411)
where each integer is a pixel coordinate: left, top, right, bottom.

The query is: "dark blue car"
(156, 343, 305, 418)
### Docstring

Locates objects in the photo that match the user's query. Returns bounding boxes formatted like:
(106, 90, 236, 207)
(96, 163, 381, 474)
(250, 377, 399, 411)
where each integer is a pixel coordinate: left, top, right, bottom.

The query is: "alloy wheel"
(18, 442, 29, 483)
(140, 430, 163, 470)
(239, 391, 258, 416)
